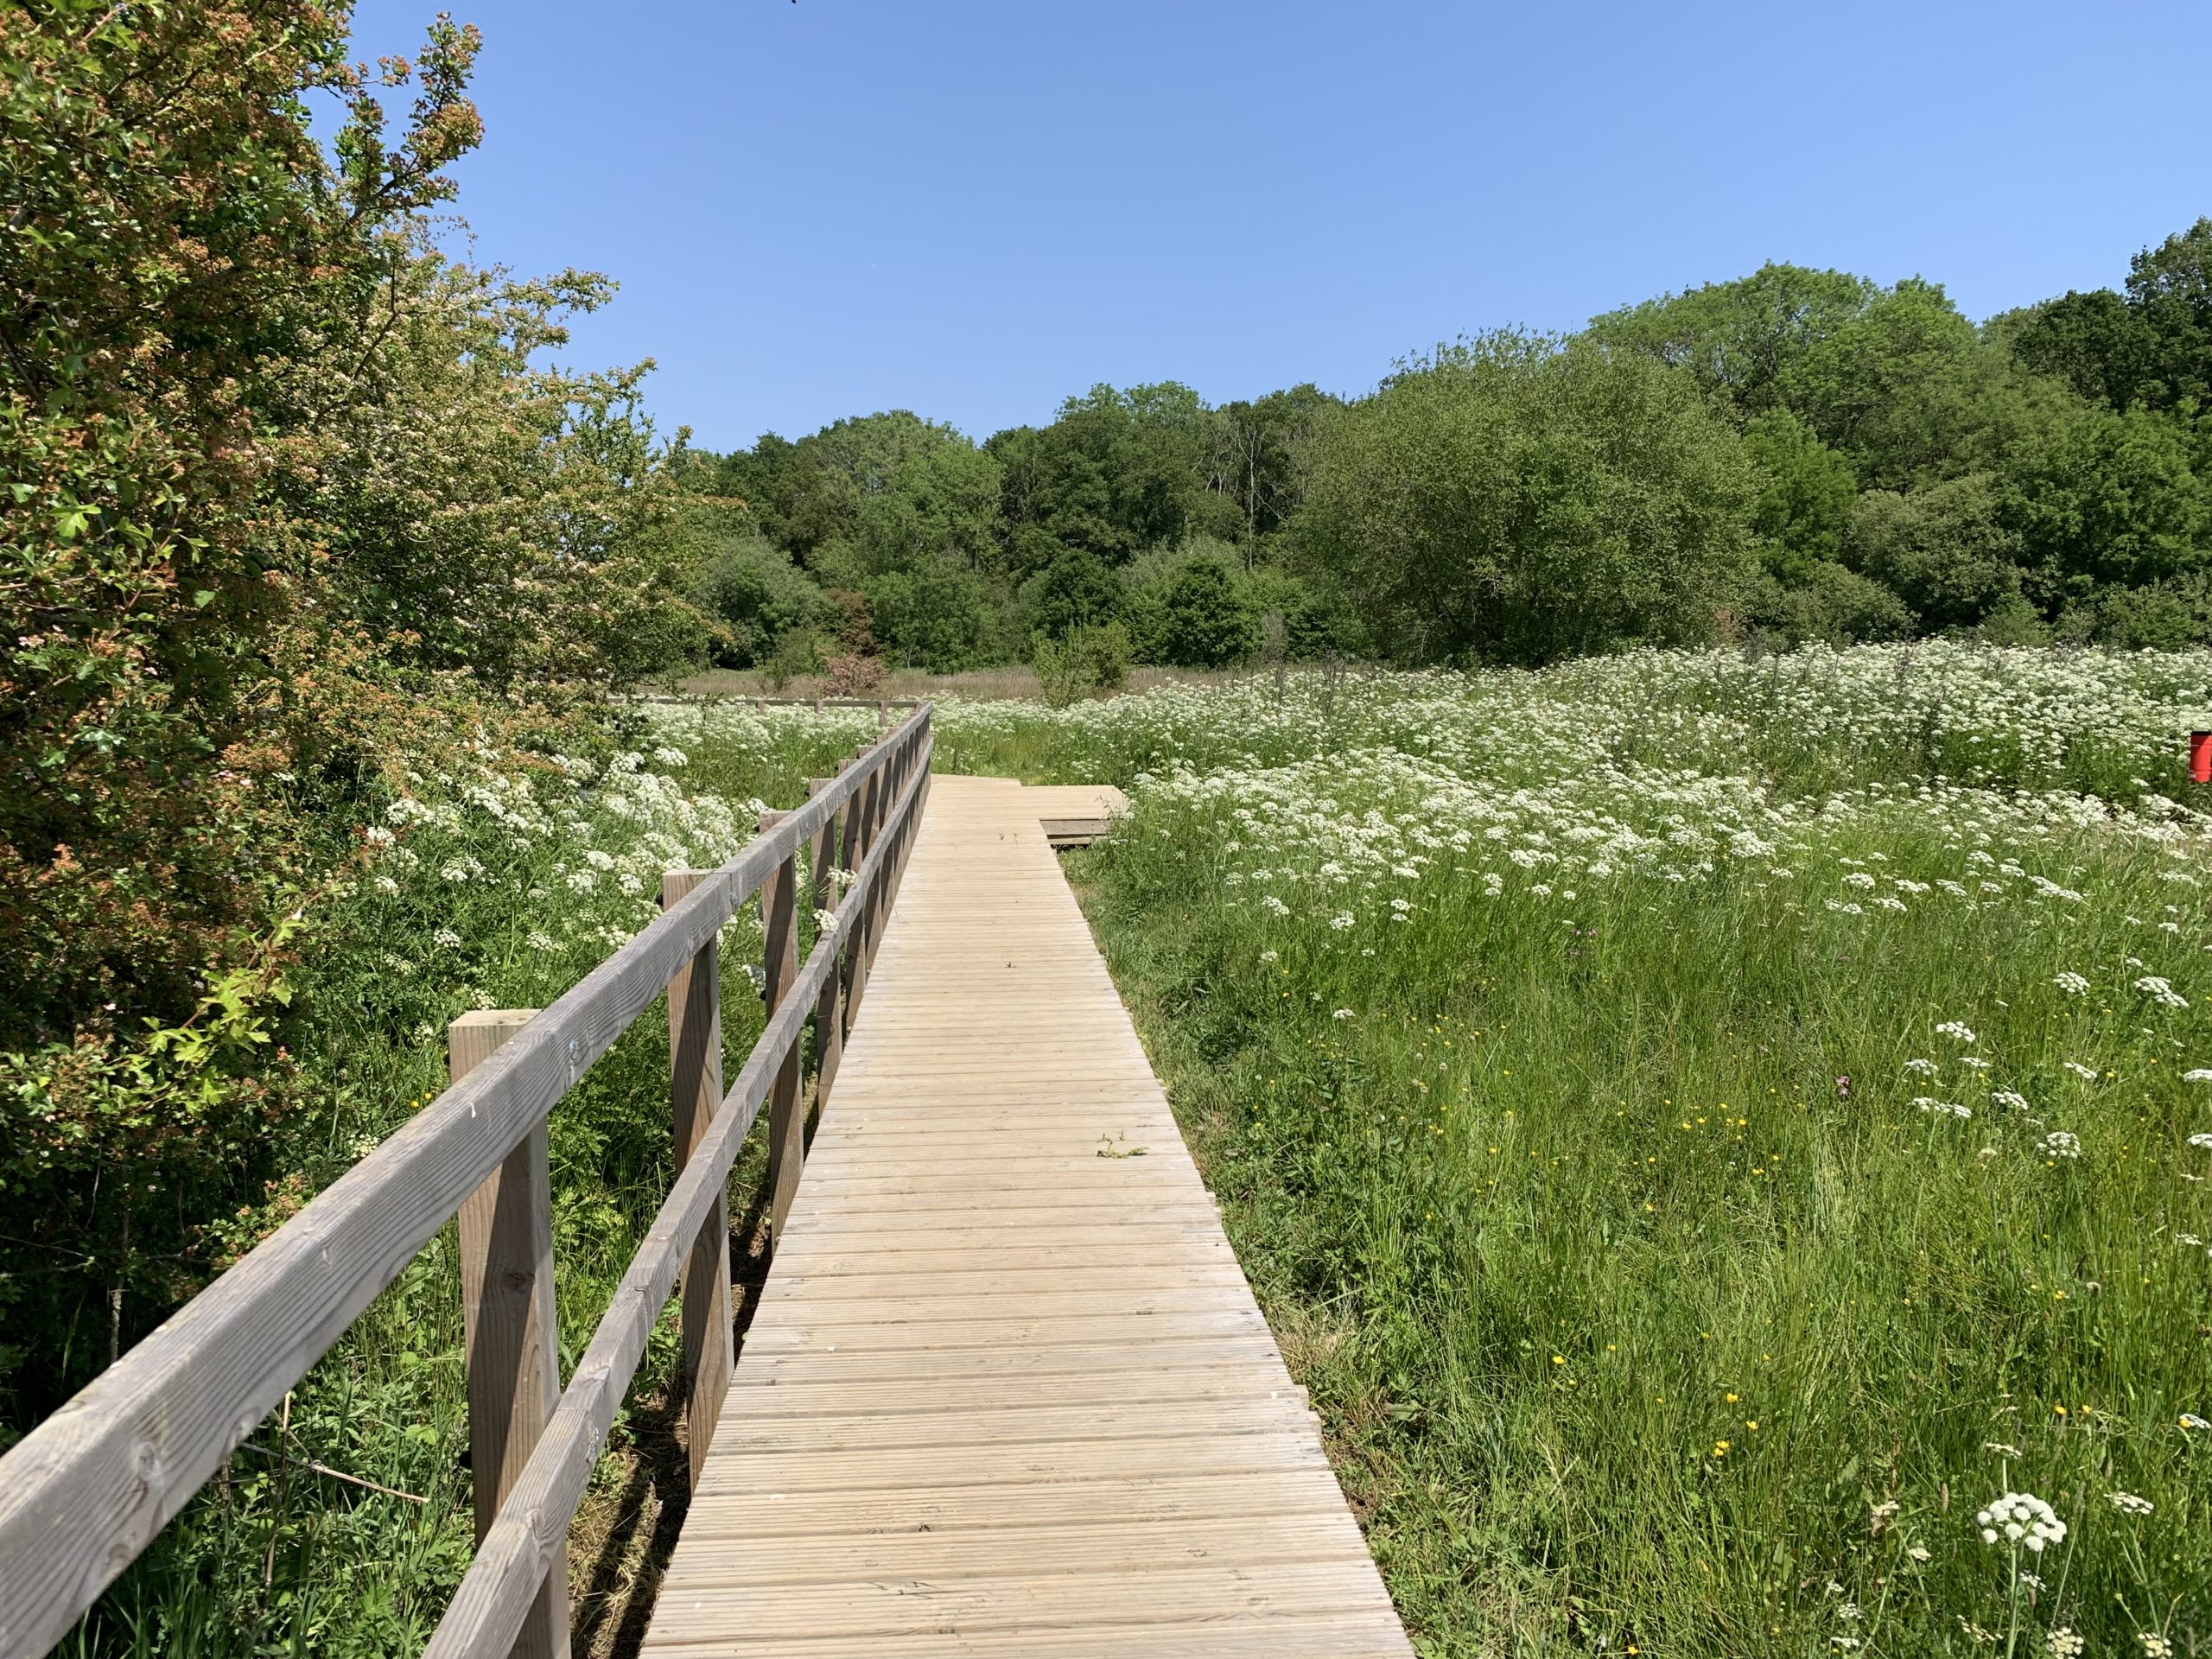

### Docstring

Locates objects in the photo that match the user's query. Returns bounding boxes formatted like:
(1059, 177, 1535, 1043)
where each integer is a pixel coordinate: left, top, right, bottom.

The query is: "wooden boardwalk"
(642, 775, 1413, 1658)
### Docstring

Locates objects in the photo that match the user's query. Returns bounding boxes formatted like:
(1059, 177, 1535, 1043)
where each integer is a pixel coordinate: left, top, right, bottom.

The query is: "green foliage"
(1588, 262, 1879, 416)
(1030, 623, 1131, 707)
(2005, 219, 2212, 414)
(698, 537, 830, 666)
(1027, 548, 1125, 639)
(1742, 409, 1859, 579)
(0, 0, 709, 1437)
(1299, 332, 1758, 664)
(1846, 475, 2024, 631)
(1745, 560, 1918, 645)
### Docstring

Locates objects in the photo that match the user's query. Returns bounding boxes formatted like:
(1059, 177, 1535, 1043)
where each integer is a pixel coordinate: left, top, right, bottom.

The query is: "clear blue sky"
(347, 0, 2209, 452)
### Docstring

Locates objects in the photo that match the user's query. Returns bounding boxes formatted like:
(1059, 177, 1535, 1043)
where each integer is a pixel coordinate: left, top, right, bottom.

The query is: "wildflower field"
(75, 648, 2212, 1657)
(928, 645, 2212, 1657)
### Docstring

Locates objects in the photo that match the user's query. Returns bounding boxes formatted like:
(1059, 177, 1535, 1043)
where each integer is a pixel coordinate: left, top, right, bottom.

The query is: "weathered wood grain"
(636, 775, 1408, 1658)
(661, 870, 734, 1491)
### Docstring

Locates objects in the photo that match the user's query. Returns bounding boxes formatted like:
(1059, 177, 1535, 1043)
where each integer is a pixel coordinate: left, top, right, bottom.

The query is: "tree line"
(678, 225, 2212, 675)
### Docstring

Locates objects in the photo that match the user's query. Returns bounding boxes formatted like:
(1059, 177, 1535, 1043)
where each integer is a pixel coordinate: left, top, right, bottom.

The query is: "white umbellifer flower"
(2063, 1061, 2099, 1080)
(1960, 1057, 1991, 1071)
(1990, 1090, 2029, 1110)
(2140, 1636, 2174, 1659)
(1258, 949, 1278, 963)
(525, 930, 556, 952)
(372, 874, 399, 894)
(1332, 1008, 1354, 1021)
(1904, 1058, 1939, 1075)
(431, 926, 462, 949)
(2037, 1131, 2082, 1160)
(813, 908, 839, 935)
(1935, 1021, 1977, 1043)
(1843, 871, 1876, 889)
(2106, 1491, 2153, 1515)
(1261, 894, 1290, 916)
(1974, 1491, 2065, 1553)
(1914, 1097, 1971, 1119)
(364, 823, 396, 846)
(1329, 912, 1354, 930)
(2134, 974, 2190, 1008)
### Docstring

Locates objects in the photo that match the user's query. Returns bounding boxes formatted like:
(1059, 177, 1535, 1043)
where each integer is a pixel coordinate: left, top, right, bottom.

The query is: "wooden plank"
(0, 708, 932, 1659)
(661, 871, 734, 1491)
(450, 1013, 569, 1659)
(676, 1467, 1344, 1536)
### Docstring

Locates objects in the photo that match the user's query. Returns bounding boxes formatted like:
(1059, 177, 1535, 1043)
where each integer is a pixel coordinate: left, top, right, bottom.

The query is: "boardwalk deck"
(641, 775, 1411, 1658)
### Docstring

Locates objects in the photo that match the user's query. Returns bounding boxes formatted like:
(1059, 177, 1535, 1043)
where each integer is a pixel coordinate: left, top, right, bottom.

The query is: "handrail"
(427, 737, 930, 1656)
(0, 705, 934, 1659)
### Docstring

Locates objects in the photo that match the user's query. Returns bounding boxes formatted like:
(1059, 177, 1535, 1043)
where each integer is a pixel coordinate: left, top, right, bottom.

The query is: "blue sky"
(346, 0, 2210, 451)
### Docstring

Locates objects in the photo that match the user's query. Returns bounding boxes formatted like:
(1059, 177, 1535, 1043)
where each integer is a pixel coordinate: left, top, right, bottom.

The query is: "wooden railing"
(0, 705, 934, 1659)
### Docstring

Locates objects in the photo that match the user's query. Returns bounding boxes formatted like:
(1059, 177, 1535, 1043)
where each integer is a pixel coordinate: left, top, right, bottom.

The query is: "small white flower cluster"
(1935, 1020, 1978, 1044)
(2052, 971, 2090, 995)
(1975, 1491, 2065, 1553)
(2105, 1490, 2154, 1516)
(2037, 1131, 2082, 1160)
(1990, 1090, 2030, 1110)
(1914, 1097, 1972, 1120)
(2134, 974, 2190, 1009)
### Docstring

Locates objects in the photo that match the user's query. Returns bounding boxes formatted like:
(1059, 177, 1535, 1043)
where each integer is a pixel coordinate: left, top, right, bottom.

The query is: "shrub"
(1032, 623, 1131, 706)
(1297, 331, 1758, 664)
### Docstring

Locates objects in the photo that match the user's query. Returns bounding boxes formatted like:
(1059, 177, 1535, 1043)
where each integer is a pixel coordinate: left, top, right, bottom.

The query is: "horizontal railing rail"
(0, 704, 933, 1659)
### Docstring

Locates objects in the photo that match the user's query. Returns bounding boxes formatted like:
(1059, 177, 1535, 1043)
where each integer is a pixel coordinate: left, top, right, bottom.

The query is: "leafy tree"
(1587, 264, 1878, 416)
(1151, 557, 1260, 666)
(987, 382, 1219, 563)
(864, 559, 1005, 671)
(1028, 549, 1125, 639)
(698, 537, 830, 666)
(2006, 219, 2212, 416)
(2000, 400, 2212, 601)
(1844, 475, 2024, 631)
(1208, 385, 1343, 557)
(1742, 410, 1859, 580)
(1298, 333, 1758, 664)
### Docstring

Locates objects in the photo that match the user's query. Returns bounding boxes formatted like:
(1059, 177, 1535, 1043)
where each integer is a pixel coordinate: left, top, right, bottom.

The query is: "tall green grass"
(945, 650, 2212, 1656)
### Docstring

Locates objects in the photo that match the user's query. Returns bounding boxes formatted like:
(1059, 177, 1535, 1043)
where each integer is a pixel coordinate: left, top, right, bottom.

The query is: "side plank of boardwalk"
(641, 775, 1413, 1657)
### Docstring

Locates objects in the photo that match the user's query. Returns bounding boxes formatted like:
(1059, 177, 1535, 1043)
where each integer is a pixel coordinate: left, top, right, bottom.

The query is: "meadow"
(928, 644, 2212, 1658)
(72, 645, 2212, 1657)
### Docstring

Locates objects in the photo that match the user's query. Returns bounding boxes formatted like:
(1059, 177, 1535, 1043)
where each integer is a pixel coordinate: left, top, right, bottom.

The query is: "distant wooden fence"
(0, 706, 934, 1659)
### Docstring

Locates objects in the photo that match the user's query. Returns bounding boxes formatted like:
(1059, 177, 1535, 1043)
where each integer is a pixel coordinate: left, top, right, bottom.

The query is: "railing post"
(660, 872, 733, 1488)
(804, 775, 849, 1106)
(758, 811, 805, 1243)
(842, 764, 884, 1031)
(450, 1010, 569, 1659)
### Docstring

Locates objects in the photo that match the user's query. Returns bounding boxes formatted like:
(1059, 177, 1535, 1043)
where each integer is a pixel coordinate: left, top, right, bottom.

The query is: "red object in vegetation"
(2192, 731, 2212, 784)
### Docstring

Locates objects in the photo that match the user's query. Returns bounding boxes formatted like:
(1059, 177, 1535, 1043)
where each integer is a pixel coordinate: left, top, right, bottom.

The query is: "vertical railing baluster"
(660, 872, 733, 1487)
(758, 811, 805, 1244)
(450, 1009, 568, 1659)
